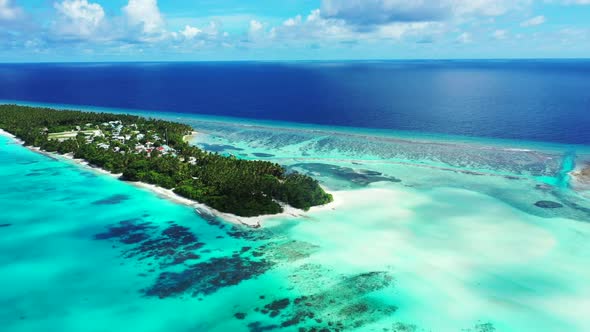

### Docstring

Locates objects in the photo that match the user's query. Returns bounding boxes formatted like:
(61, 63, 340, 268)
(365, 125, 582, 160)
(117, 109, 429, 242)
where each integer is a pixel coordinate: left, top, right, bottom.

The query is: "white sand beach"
(0, 130, 335, 228)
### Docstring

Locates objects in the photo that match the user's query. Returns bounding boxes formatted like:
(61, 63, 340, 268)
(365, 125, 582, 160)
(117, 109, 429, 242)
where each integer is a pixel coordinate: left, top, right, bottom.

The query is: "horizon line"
(1, 57, 590, 65)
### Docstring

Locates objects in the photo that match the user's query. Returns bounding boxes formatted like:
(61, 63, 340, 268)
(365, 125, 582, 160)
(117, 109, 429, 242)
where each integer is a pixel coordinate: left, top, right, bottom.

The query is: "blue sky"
(1, 0, 589, 62)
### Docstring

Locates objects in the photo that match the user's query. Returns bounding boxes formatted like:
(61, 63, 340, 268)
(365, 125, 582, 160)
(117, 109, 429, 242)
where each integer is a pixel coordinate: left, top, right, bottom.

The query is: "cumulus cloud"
(51, 0, 188, 44)
(169, 20, 227, 50)
(271, 9, 358, 41)
(0, 0, 22, 21)
(492, 29, 508, 40)
(321, 0, 451, 25)
(320, 0, 531, 27)
(452, 0, 531, 17)
(559, 0, 590, 4)
(268, 8, 443, 45)
(123, 0, 164, 35)
(202, 21, 223, 37)
(4, 0, 588, 59)
(179, 25, 201, 39)
(521, 15, 546, 27)
(259, 1, 529, 46)
(54, 0, 105, 38)
(457, 32, 472, 43)
(249, 20, 263, 34)
(247, 20, 264, 40)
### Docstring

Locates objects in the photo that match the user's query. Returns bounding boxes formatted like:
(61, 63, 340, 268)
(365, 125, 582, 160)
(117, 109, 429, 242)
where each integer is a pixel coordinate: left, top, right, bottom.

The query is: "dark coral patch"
(290, 163, 401, 187)
(25, 172, 43, 177)
(121, 233, 151, 244)
(196, 208, 274, 240)
(470, 322, 497, 332)
(144, 255, 272, 298)
(263, 298, 290, 317)
(255, 271, 396, 331)
(95, 219, 205, 268)
(95, 219, 302, 300)
(92, 194, 130, 205)
(234, 312, 247, 320)
(257, 241, 320, 262)
(534, 201, 564, 209)
(226, 226, 272, 241)
(252, 153, 275, 158)
(170, 252, 201, 265)
(200, 143, 244, 153)
(94, 219, 155, 244)
(195, 208, 228, 230)
(162, 224, 198, 245)
(130, 224, 205, 266)
(247, 322, 280, 332)
(391, 322, 418, 332)
(17, 160, 39, 165)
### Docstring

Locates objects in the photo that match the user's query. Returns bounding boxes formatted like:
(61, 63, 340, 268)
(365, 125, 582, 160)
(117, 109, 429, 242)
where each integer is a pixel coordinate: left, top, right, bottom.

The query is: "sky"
(0, 0, 589, 62)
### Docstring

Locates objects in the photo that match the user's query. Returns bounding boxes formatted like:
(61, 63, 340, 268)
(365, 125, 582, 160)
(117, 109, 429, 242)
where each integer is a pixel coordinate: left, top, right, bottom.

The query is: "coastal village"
(47, 120, 188, 160)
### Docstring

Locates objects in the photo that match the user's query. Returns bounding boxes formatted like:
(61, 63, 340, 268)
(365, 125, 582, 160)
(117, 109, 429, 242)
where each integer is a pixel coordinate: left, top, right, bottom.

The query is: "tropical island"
(0, 105, 333, 217)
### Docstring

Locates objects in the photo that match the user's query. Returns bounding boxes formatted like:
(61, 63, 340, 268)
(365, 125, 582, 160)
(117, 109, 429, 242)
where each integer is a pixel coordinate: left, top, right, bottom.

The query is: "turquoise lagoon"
(1, 102, 590, 331)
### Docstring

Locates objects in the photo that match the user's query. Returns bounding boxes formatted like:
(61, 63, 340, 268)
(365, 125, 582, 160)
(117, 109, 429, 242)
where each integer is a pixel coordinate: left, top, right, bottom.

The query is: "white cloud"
(270, 9, 442, 43)
(270, 9, 355, 41)
(283, 15, 301, 27)
(376, 21, 443, 40)
(10, 0, 586, 58)
(320, 0, 532, 26)
(457, 32, 472, 43)
(248, 20, 264, 40)
(169, 21, 227, 48)
(249, 20, 263, 33)
(521, 15, 546, 27)
(492, 29, 508, 40)
(0, 0, 22, 21)
(123, 0, 164, 35)
(321, 0, 451, 25)
(452, 0, 531, 17)
(180, 25, 201, 39)
(54, 0, 105, 38)
(261, 1, 536, 47)
(203, 21, 222, 37)
(559, 0, 590, 4)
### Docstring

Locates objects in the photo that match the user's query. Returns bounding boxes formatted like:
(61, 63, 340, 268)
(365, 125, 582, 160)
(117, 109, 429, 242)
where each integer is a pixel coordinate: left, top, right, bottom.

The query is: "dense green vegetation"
(0, 105, 332, 217)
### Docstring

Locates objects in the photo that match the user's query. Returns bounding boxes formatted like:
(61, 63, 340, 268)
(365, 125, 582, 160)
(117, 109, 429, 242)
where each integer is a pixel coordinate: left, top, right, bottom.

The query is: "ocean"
(1, 61, 590, 331)
(0, 60, 589, 145)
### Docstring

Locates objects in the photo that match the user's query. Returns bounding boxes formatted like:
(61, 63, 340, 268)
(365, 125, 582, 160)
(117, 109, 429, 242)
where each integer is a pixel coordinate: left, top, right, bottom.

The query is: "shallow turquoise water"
(1, 104, 590, 331)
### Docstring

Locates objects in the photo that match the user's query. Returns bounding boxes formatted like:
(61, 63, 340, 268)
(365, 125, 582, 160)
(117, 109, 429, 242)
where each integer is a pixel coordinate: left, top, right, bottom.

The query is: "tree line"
(0, 105, 333, 217)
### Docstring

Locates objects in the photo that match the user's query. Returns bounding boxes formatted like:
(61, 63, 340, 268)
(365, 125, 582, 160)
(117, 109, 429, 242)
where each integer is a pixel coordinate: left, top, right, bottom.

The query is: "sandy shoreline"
(1, 128, 336, 227)
(0, 128, 19, 142)
(571, 163, 590, 181)
(570, 161, 590, 198)
(182, 131, 199, 143)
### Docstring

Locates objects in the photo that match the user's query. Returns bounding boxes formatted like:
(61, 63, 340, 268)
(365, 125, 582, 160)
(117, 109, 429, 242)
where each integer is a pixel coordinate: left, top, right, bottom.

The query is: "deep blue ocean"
(1, 60, 589, 145)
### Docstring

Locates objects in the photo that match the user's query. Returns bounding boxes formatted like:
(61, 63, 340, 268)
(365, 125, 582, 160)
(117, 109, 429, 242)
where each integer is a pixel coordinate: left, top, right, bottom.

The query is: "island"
(0, 104, 333, 217)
